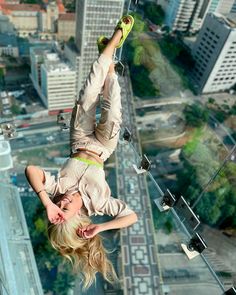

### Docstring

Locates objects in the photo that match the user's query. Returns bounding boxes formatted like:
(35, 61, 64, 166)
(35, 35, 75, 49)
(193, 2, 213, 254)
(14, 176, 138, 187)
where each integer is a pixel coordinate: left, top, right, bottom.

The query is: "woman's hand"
(77, 224, 102, 239)
(46, 202, 65, 224)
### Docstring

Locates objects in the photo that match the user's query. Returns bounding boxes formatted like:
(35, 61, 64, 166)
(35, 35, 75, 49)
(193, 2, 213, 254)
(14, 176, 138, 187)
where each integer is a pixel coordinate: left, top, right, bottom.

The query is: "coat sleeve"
(94, 196, 135, 218)
(43, 170, 59, 197)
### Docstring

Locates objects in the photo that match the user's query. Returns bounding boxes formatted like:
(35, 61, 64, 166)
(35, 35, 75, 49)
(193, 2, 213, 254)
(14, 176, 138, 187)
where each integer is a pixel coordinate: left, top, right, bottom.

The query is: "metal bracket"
(181, 232, 207, 260)
(154, 189, 176, 212)
(123, 127, 132, 142)
(133, 154, 151, 174)
(224, 287, 236, 295)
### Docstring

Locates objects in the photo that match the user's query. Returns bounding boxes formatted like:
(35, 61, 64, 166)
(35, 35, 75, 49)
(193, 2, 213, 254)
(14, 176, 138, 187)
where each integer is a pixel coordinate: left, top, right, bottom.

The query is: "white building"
(0, 174, 44, 295)
(192, 13, 236, 93)
(160, 0, 236, 33)
(160, 0, 207, 33)
(230, 1, 236, 13)
(30, 46, 52, 103)
(41, 53, 76, 112)
(75, 0, 124, 91)
(206, 0, 235, 15)
(0, 140, 13, 171)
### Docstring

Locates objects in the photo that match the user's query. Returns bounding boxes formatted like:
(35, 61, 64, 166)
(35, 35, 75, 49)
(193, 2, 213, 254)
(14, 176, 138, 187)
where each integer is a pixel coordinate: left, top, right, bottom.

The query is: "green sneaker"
(115, 15, 134, 48)
(97, 36, 109, 54)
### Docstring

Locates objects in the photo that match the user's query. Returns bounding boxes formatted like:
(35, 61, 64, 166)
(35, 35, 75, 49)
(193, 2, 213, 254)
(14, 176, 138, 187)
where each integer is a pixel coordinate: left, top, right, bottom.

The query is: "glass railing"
(119, 94, 236, 294)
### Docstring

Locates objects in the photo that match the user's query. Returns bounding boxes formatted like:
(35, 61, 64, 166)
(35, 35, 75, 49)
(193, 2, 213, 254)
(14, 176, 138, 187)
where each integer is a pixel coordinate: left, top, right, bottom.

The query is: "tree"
(183, 103, 209, 127)
(130, 12, 147, 33)
(143, 3, 165, 26)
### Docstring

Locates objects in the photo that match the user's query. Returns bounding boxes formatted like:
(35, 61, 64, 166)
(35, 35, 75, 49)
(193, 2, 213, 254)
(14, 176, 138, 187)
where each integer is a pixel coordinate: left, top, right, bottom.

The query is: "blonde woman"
(25, 15, 137, 288)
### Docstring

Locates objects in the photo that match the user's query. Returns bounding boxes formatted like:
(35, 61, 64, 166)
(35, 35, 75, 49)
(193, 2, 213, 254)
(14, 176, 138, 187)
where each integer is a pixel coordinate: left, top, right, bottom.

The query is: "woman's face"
(56, 192, 82, 220)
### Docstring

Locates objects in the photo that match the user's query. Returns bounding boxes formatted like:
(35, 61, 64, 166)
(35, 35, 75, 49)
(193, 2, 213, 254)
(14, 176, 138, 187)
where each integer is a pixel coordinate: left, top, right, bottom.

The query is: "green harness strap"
(74, 156, 103, 168)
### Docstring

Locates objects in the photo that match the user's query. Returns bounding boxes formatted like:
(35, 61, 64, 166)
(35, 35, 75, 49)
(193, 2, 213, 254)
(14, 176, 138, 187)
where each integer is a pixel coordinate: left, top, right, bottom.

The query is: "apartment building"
(0, 33, 18, 57)
(41, 52, 76, 112)
(231, 1, 236, 13)
(0, 140, 12, 171)
(206, 0, 235, 15)
(160, 0, 207, 33)
(160, 0, 236, 33)
(192, 13, 236, 93)
(75, 0, 124, 91)
(0, 0, 64, 36)
(30, 45, 52, 105)
(57, 13, 75, 41)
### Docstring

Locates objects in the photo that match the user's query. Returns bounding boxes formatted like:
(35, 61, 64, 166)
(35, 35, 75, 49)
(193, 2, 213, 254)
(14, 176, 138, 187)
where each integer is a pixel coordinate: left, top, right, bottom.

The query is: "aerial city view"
(1, 0, 236, 294)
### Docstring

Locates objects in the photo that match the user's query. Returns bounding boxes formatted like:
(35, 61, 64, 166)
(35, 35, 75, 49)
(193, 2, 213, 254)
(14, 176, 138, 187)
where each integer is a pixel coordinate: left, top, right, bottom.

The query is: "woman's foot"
(101, 15, 134, 59)
(113, 15, 134, 48)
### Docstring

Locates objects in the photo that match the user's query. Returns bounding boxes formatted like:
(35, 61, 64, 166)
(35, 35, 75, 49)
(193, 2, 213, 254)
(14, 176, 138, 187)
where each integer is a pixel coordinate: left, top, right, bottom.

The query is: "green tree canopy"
(143, 3, 165, 25)
(183, 103, 209, 127)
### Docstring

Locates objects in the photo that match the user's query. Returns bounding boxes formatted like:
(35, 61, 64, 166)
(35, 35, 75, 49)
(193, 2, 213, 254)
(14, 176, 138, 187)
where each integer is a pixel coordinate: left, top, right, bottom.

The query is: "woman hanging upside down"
(25, 15, 137, 289)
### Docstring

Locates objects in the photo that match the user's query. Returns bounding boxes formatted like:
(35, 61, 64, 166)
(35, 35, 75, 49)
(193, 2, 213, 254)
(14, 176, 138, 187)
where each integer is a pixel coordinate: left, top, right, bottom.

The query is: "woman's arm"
(25, 165, 51, 207)
(25, 165, 65, 223)
(78, 212, 138, 239)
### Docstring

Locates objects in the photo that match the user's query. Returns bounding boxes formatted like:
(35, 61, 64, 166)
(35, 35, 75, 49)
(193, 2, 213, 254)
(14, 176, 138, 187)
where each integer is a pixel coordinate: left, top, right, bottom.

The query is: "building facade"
(230, 0, 236, 13)
(30, 45, 52, 106)
(161, 0, 207, 33)
(0, 172, 44, 295)
(57, 13, 75, 41)
(160, 0, 236, 33)
(0, 140, 12, 171)
(0, 0, 64, 36)
(75, 0, 124, 91)
(41, 52, 76, 112)
(207, 0, 235, 15)
(192, 13, 236, 93)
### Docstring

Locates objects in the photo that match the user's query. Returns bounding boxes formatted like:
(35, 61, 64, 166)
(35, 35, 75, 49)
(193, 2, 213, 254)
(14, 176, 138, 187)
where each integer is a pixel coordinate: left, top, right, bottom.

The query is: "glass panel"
(145, 171, 226, 295)
(138, 98, 236, 291)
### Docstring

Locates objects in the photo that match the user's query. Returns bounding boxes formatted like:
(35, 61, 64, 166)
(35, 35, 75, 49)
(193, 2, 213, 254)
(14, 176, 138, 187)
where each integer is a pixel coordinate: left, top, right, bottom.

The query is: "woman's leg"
(70, 30, 123, 150)
(95, 62, 122, 153)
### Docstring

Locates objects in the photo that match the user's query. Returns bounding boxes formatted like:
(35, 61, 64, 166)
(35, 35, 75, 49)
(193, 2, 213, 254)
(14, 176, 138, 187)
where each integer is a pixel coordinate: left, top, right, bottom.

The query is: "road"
(10, 122, 69, 151)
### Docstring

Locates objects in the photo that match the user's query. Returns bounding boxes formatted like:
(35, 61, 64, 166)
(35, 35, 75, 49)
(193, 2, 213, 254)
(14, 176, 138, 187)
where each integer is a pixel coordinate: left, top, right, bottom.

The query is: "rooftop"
(58, 13, 75, 21)
(44, 52, 74, 72)
(0, 3, 42, 13)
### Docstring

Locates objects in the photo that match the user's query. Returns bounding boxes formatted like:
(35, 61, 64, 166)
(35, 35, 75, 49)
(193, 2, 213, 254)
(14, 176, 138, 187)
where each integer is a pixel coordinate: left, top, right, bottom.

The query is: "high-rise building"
(0, 140, 13, 171)
(0, 136, 43, 295)
(41, 52, 76, 113)
(30, 47, 76, 112)
(161, 0, 207, 33)
(0, 173, 44, 295)
(75, 0, 124, 91)
(207, 0, 234, 15)
(160, 0, 236, 33)
(230, 0, 236, 13)
(192, 13, 236, 93)
(30, 45, 52, 105)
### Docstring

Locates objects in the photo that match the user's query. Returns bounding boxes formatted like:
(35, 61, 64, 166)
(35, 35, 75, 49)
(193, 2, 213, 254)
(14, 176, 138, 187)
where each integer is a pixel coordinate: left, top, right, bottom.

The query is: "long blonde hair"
(47, 214, 118, 289)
